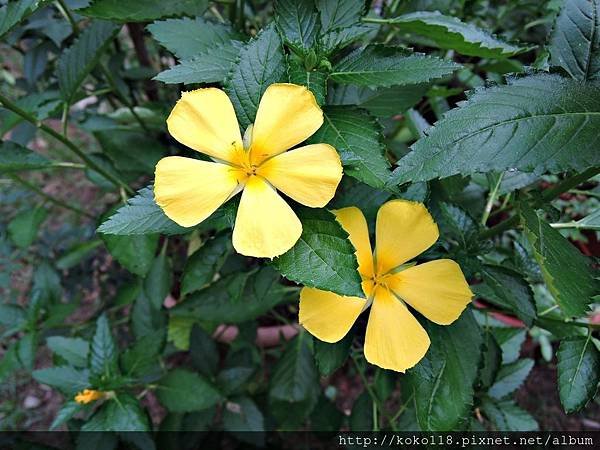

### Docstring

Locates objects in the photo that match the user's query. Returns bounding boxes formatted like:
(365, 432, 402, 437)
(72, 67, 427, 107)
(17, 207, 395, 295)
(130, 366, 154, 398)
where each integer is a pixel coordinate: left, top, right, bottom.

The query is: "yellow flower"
(299, 200, 473, 372)
(154, 83, 343, 258)
(74, 389, 104, 404)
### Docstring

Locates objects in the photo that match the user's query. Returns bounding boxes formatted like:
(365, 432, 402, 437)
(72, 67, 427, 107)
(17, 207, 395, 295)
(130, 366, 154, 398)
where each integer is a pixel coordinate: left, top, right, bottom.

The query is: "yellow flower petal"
(154, 156, 241, 227)
(250, 83, 323, 165)
(166, 88, 243, 163)
(75, 389, 103, 404)
(387, 259, 473, 325)
(333, 207, 374, 279)
(257, 143, 342, 208)
(364, 287, 430, 372)
(232, 176, 302, 258)
(375, 200, 439, 274)
(299, 287, 365, 343)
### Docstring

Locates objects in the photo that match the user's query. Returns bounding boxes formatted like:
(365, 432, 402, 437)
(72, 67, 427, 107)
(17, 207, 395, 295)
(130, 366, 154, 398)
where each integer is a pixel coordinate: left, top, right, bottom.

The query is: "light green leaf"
(387, 11, 530, 58)
(157, 369, 221, 412)
(308, 106, 391, 189)
(557, 335, 600, 413)
(392, 74, 600, 184)
(78, 0, 209, 22)
(97, 186, 190, 235)
(275, 0, 320, 51)
(224, 25, 286, 129)
(7, 206, 48, 248)
(571, 209, 600, 230)
(147, 16, 239, 59)
(90, 314, 118, 378)
(0, 0, 50, 39)
(272, 208, 363, 297)
(46, 336, 89, 368)
(489, 358, 534, 399)
(32, 366, 90, 395)
(481, 398, 538, 431)
(0, 141, 51, 171)
(330, 45, 461, 88)
(549, 0, 600, 81)
(56, 240, 102, 270)
(181, 234, 232, 296)
(405, 310, 483, 431)
(57, 20, 120, 103)
(520, 204, 599, 317)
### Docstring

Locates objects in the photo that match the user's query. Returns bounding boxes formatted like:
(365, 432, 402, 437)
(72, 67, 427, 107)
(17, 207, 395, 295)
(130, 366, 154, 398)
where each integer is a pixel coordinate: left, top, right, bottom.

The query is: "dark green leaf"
(557, 335, 600, 413)
(32, 366, 90, 395)
(181, 234, 232, 296)
(103, 233, 158, 276)
(217, 367, 255, 395)
(309, 106, 391, 189)
(481, 398, 538, 431)
(46, 336, 89, 368)
(0, 141, 51, 171)
(90, 314, 118, 378)
(79, 0, 209, 22)
(287, 60, 327, 105)
(478, 331, 502, 391)
(314, 334, 352, 376)
(157, 369, 221, 412)
(349, 391, 373, 431)
(492, 328, 526, 365)
(0, 0, 50, 39)
(132, 290, 166, 340)
(121, 331, 164, 379)
(489, 358, 534, 399)
(190, 325, 219, 377)
(272, 208, 362, 297)
(520, 204, 599, 317)
(224, 25, 286, 129)
(310, 395, 344, 431)
(17, 332, 37, 371)
(82, 394, 150, 432)
(94, 130, 164, 176)
(320, 24, 375, 54)
(7, 206, 47, 248)
(405, 310, 483, 431)
(331, 45, 461, 88)
(391, 74, 600, 184)
(275, 0, 320, 51)
(329, 84, 429, 117)
(97, 186, 190, 235)
(56, 240, 102, 270)
(50, 401, 84, 430)
(316, 0, 364, 32)
(143, 251, 172, 310)
(549, 0, 600, 81)
(57, 20, 120, 103)
(223, 397, 265, 446)
(387, 11, 529, 58)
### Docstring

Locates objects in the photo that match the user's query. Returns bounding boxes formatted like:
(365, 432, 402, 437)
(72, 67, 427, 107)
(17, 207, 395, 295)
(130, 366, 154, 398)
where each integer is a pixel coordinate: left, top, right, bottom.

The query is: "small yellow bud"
(74, 389, 104, 404)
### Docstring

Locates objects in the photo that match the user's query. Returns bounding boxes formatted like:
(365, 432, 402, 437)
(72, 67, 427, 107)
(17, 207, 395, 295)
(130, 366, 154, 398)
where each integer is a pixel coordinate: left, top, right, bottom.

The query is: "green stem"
(55, 0, 79, 35)
(536, 316, 600, 330)
(5, 173, 94, 218)
(49, 162, 86, 170)
(361, 17, 393, 24)
(0, 93, 134, 194)
(480, 167, 600, 239)
(481, 173, 504, 225)
(549, 221, 578, 229)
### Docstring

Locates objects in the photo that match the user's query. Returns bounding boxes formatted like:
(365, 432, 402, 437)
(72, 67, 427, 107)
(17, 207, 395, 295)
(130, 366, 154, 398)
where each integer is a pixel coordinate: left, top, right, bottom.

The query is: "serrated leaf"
(316, 0, 364, 32)
(275, 0, 319, 51)
(78, 0, 209, 22)
(320, 24, 375, 54)
(46, 336, 89, 368)
(32, 366, 90, 395)
(90, 314, 118, 378)
(491, 328, 527, 365)
(272, 208, 362, 297)
(557, 335, 600, 413)
(154, 42, 242, 85)
(308, 106, 391, 189)
(58, 20, 120, 103)
(549, 0, 600, 81)
(97, 186, 190, 235)
(224, 25, 286, 129)
(82, 394, 150, 432)
(103, 233, 159, 276)
(157, 369, 221, 412)
(405, 310, 483, 431)
(388, 11, 529, 58)
(0, 141, 51, 171)
(520, 204, 599, 317)
(329, 84, 429, 117)
(0, 0, 50, 39)
(391, 74, 600, 184)
(481, 398, 538, 431)
(120, 331, 164, 380)
(287, 59, 327, 105)
(489, 358, 534, 399)
(147, 16, 239, 59)
(181, 234, 232, 296)
(330, 45, 461, 88)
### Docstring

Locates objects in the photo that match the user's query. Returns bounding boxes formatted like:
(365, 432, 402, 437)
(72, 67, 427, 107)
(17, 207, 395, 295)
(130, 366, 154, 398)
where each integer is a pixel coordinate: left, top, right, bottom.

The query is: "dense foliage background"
(0, 0, 599, 445)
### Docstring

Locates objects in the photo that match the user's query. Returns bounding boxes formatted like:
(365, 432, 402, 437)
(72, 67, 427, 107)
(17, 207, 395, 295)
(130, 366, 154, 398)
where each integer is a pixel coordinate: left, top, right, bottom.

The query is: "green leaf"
(0, 141, 51, 171)
(98, 186, 190, 235)
(314, 334, 352, 376)
(287, 60, 327, 105)
(391, 74, 600, 184)
(478, 331, 502, 391)
(272, 208, 362, 297)
(154, 42, 242, 85)
(308, 106, 391, 189)
(120, 331, 164, 379)
(132, 290, 166, 340)
(103, 234, 159, 276)
(82, 394, 150, 432)
(224, 397, 265, 446)
(94, 130, 164, 176)
(520, 204, 599, 317)
(387, 11, 529, 58)
(316, 0, 364, 32)
(0, 0, 50, 39)
(492, 328, 526, 365)
(557, 335, 600, 413)
(349, 391, 373, 431)
(481, 398, 538, 431)
(573, 209, 600, 230)
(147, 16, 240, 59)
(478, 265, 536, 326)
(173, 267, 289, 323)
(320, 24, 375, 54)
(190, 325, 219, 377)
(224, 25, 286, 129)
(7, 206, 48, 248)
(90, 314, 118, 378)
(32, 366, 90, 395)
(57, 20, 120, 103)
(405, 310, 483, 431)
(330, 45, 461, 88)
(329, 84, 429, 117)
(46, 336, 89, 368)
(17, 332, 37, 371)
(56, 240, 102, 270)
(217, 367, 255, 395)
(50, 401, 84, 430)
(549, 0, 600, 81)
(489, 358, 534, 399)
(143, 251, 172, 310)
(181, 234, 232, 296)
(79, 0, 209, 22)
(275, 0, 320, 51)
(157, 369, 221, 412)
